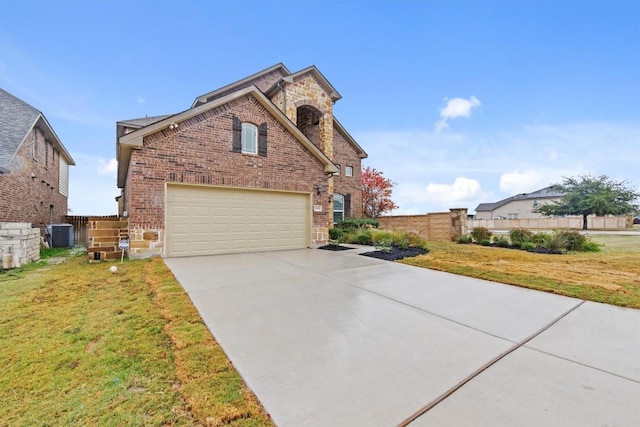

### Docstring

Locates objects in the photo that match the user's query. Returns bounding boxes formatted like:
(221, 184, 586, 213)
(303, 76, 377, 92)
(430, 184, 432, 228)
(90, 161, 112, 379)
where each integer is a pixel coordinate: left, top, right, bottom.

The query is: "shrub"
(530, 232, 548, 245)
(328, 227, 343, 242)
(556, 230, 587, 251)
(510, 241, 522, 249)
(336, 218, 379, 231)
(457, 234, 473, 244)
(479, 239, 492, 246)
(375, 237, 393, 253)
(509, 228, 534, 246)
(521, 241, 537, 251)
(543, 231, 569, 252)
(368, 229, 392, 244)
(470, 227, 492, 243)
(394, 236, 410, 249)
(352, 229, 373, 245)
(401, 231, 427, 247)
(494, 236, 511, 247)
(581, 240, 602, 252)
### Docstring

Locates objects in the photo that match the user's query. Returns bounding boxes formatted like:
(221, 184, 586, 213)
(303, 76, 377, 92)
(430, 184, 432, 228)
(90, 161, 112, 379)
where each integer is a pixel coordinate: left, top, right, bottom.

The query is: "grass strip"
(0, 255, 272, 426)
(402, 241, 640, 309)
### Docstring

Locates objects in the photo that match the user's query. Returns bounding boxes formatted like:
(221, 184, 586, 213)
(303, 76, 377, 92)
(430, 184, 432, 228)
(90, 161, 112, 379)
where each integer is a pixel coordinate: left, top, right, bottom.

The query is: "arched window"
(333, 193, 344, 224)
(241, 123, 257, 154)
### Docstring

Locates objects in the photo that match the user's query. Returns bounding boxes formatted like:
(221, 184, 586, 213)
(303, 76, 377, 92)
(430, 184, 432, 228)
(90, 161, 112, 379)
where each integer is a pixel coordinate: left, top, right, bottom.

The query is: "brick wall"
(378, 209, 468, 242)
(0, 126, 68, 230)
(0, 222, 40, 268)
(124, 94, 330, 257)
(333, 128, 362, 217)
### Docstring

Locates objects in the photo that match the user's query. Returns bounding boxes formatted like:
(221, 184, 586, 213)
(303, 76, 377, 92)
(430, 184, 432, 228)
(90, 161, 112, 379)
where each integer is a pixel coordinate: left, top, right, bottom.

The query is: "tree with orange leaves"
(361, 166, 399, 218)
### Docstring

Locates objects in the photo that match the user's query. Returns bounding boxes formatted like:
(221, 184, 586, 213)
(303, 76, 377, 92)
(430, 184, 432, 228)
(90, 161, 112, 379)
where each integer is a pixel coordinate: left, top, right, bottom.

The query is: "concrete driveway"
(165, 249, 640, 426)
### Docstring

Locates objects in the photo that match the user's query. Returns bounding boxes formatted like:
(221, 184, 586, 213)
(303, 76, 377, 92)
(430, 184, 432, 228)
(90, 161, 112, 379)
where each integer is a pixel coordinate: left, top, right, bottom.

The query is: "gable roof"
(264, 66, 342, 102)
(0, 88, 75, 172)
(191, 63, 290, 108)
(118, 85, 339, 188)
(118, 114, 173, 129)
(475, 186, 565, 212)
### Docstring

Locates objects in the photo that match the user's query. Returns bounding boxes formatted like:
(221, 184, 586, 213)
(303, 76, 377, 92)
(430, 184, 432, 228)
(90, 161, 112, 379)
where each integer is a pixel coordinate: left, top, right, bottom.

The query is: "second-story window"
(241, 123, 257, 154)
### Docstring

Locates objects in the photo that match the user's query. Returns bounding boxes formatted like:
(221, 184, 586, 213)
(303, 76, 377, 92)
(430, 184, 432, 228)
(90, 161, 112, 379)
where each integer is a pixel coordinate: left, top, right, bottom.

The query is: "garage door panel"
(166, 185, 310, 257)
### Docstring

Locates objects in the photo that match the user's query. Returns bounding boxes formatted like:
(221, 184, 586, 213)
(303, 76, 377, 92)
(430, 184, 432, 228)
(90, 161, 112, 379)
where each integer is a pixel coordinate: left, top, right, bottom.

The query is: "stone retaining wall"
(0, 222, 40, 268)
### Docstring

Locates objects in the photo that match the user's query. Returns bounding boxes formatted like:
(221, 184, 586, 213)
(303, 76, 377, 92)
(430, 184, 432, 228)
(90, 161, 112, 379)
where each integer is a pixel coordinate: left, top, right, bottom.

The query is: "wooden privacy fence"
(63, 215, 119, 246)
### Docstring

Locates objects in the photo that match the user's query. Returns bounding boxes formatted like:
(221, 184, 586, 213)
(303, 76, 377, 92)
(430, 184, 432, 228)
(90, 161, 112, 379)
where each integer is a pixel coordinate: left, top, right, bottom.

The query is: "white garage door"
(166, 184, 310, 257)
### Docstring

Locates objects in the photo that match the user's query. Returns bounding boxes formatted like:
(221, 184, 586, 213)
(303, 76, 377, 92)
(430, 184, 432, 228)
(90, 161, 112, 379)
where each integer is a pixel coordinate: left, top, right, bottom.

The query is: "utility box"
(46, 224, 74, 248)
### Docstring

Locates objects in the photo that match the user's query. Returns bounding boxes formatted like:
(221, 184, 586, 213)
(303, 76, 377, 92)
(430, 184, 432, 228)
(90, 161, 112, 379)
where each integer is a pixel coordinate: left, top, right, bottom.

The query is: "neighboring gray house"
(0, 88, 75, 228)
(474, 186, 565, 220)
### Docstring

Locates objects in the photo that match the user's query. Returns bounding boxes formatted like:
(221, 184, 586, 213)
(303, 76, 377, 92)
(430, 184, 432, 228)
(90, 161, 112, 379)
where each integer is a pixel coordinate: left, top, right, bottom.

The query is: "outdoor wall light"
(169, 122, 179, 130)
(315, 184, 323, 195)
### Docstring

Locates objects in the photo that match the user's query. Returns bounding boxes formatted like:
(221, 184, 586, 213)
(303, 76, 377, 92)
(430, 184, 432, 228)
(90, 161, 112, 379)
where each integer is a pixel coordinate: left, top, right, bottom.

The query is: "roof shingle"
(0, 88, 41, 167)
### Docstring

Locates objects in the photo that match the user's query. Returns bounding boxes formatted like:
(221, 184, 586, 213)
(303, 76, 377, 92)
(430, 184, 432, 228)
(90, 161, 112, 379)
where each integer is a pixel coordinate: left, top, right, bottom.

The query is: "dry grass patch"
(0, 255, 271, 426)
(403, 239, 640, 308)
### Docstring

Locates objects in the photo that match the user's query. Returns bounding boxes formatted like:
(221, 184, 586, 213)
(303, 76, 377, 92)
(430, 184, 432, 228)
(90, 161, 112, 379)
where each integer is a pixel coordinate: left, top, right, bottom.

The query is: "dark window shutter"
(344, 193, 351, 218)
(258, 123, 268, 157)
(232, 116, 242, 152)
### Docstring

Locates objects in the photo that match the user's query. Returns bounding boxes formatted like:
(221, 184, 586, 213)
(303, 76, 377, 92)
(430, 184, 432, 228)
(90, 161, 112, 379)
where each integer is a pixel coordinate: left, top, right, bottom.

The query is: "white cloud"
(356, 121, 640, 214)
(97, 158, 117, 175)
(392, 177, 488, 215)
(435, 96, 481, 132)
(425, 177, 484, 206)
(499, 167, 583, 195)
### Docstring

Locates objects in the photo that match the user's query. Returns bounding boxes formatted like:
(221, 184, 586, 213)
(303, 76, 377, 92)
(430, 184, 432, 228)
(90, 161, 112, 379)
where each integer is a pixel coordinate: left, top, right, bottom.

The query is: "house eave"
(333, 118, 367, 159)
(191, 63, 291, 108)
(35, 115, 75, 166)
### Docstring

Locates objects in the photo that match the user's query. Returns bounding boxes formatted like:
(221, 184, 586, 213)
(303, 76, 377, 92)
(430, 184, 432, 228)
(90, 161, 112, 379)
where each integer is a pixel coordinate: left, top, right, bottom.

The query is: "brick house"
(0, 88, 75, 229)
(117, 64, 367, 258)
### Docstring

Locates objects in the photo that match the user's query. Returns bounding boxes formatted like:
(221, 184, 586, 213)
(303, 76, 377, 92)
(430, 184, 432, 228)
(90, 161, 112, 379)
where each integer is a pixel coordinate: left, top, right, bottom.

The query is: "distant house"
(474, 186, 565, 220)
(116, 63, 367, 258)
(0, 88, 75, 229)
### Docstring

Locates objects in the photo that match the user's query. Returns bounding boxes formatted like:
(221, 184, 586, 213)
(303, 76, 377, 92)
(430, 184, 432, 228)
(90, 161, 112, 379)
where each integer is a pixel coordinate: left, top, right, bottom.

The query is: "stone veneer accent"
(0, 222, 40, 268)
(87, 217, 129, 262)
(129, 225, 164, 259)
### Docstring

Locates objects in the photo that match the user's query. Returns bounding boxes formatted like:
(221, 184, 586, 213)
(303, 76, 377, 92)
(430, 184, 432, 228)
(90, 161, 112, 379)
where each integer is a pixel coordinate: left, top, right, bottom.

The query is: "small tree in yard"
(535, 174, 639, 230)
(362, 167, 399, 218)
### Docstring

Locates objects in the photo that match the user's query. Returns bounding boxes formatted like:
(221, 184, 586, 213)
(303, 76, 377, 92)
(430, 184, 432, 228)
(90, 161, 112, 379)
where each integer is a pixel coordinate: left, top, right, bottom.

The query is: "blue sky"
(1, 0, 638, 215)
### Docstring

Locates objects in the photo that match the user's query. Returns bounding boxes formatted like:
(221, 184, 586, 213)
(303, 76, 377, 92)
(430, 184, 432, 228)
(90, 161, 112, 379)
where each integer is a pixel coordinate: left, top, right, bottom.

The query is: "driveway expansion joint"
(398, 300, 586, 426)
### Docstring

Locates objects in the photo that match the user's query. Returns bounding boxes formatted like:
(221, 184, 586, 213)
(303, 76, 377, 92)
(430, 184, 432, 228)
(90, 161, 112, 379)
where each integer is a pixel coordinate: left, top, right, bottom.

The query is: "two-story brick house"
(0, 88, 75, 229)
(117, 64, 367, 258)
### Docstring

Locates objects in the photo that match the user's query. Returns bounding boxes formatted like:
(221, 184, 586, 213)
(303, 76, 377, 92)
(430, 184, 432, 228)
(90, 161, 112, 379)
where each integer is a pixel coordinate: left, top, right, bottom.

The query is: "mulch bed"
(361, 246, 429, 261)
(317, 244, 354, 251)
